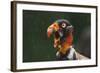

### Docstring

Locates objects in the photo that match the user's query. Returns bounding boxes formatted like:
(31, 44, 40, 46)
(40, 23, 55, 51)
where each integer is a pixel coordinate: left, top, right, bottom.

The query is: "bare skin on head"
(47, 22, 73, 55)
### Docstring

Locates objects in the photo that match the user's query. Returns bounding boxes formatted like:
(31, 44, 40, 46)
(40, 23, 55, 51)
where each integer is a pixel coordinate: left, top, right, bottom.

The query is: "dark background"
(23, 10, 91, 62)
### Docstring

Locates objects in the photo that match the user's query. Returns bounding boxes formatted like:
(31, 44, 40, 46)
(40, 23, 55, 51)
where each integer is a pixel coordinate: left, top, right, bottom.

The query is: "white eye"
(62, 23, 66, 28)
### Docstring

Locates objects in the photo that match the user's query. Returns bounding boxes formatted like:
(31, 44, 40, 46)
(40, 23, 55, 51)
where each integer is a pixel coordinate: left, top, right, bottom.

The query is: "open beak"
(47, 23, 59, 38)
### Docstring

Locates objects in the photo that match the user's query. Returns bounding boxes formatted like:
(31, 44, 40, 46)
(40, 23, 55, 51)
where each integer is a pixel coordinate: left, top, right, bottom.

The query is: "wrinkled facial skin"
(47, 21, 73, 54)
(54, 31, 73, 51)
(54, 31, 61, 49)
(54, 37, 60, 48)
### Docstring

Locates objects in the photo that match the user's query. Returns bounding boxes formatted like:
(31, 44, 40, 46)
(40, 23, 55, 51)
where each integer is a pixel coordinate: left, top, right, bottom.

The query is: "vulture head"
(47, 19, 74, 54)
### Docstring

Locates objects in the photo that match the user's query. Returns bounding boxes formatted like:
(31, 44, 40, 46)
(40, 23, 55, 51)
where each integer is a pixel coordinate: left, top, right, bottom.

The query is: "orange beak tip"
(47, 28, 53, 38)
(47, 31, 51, 38)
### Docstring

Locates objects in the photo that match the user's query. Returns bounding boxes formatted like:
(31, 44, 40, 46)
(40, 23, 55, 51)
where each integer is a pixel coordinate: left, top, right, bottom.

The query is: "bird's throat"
(58, 33, 73, 54)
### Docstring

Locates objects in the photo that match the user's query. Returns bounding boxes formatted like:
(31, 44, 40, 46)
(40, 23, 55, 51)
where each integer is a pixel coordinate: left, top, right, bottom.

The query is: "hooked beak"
(47, 23, 59, 38)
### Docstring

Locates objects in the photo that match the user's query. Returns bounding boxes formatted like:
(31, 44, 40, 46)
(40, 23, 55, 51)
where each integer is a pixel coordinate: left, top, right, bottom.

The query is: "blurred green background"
(23, 10, 91, 62)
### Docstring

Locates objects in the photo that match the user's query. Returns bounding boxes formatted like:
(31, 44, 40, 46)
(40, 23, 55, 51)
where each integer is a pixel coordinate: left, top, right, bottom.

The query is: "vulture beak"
(47, 23, 59, 38)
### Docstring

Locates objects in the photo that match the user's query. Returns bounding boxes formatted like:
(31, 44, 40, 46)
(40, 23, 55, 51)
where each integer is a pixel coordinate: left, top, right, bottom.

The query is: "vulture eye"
(62, 23, 66, 28)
